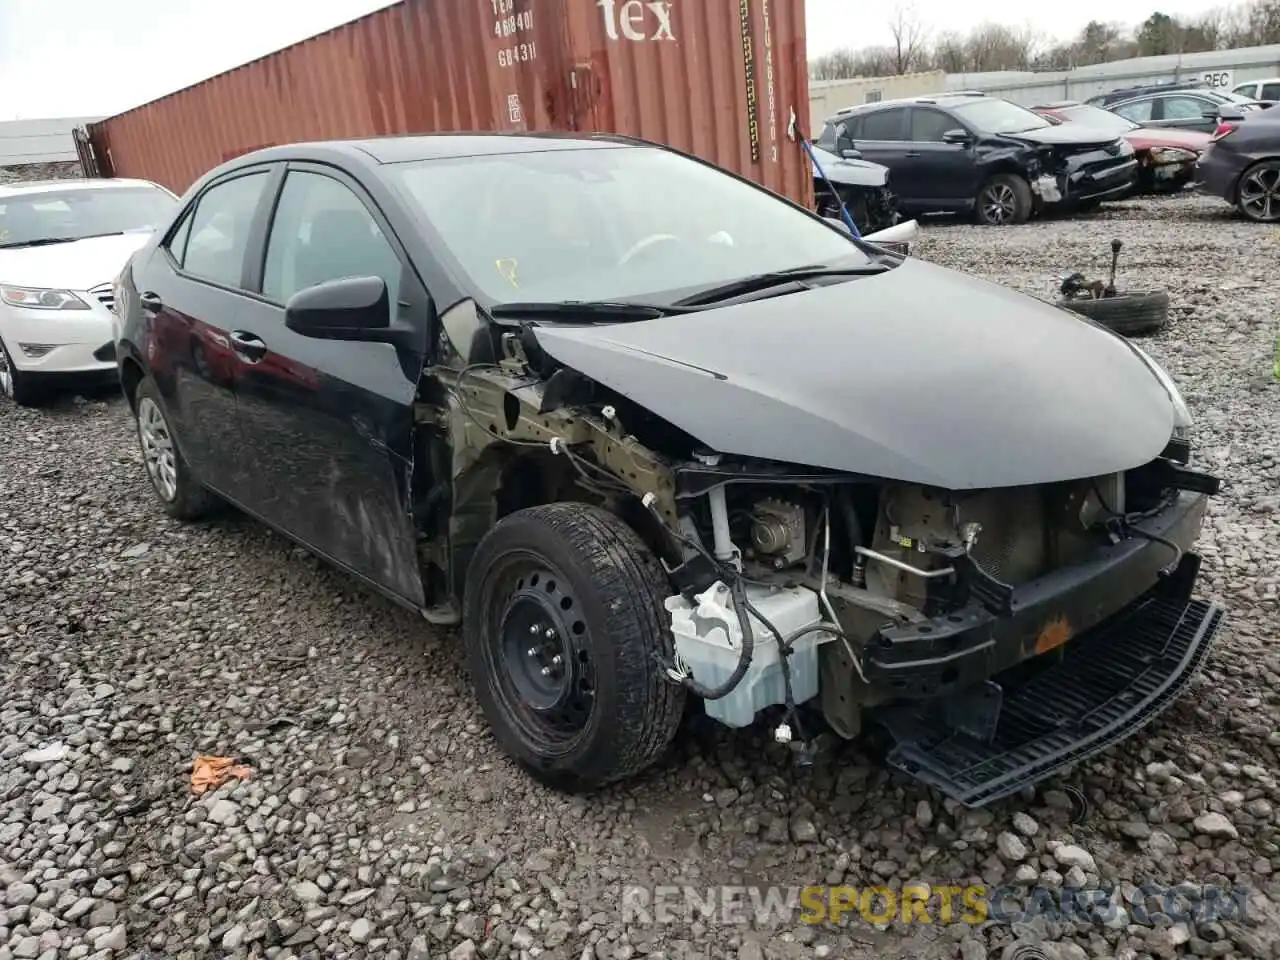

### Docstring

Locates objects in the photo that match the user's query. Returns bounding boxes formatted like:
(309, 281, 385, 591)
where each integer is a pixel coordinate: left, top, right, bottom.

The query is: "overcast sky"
(0, 0, 1233, 121)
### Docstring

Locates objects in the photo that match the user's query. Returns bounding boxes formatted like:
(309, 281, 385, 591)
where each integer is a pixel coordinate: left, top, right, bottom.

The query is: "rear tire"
(134, 376, 220, 521)
(1056, 290, 1170, 337)
(0, 338, 45, 408)
(462, 503, 686, 791)
(974, 174, 1032, 225)
(1236, 159, 1280, 223)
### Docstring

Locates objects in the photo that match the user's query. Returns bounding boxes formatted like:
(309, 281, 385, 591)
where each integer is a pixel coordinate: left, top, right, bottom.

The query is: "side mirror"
(285, 275, 410, 349)
(942, 128, 971, 145)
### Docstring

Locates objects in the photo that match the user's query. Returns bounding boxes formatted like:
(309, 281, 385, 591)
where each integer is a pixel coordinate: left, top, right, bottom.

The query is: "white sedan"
(0, 177, 178, 406)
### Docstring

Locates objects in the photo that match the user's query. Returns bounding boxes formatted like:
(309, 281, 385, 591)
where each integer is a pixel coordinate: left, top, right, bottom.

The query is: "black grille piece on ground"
(875, 595, 1224, 807)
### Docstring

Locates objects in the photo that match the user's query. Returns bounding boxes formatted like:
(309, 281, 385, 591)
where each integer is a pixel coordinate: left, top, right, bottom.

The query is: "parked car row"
(811, 84, 1280, 228)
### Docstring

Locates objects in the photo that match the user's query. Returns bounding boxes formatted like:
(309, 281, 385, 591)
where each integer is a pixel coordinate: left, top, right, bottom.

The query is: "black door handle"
(229, 330, 267, 362)
(139, 291, 163, 313)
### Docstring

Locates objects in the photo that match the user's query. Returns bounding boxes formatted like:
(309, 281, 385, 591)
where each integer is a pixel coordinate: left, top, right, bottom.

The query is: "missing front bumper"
(873, 592, 1225, 807)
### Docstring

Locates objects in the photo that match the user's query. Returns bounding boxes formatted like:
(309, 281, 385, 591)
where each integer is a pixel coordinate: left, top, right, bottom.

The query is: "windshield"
(1219, 91, 1261, 108)
(0, 185, 176, 248)
(389, 146, 876, 305)
(953, 98, 1053, 135)
(1058, 104, 1140, 133)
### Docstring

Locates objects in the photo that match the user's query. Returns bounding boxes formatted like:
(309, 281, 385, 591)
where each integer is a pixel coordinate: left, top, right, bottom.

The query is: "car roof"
(234, 131, 651, 167)
(828, 91, 989, 120)
(0, 177, 164, 200)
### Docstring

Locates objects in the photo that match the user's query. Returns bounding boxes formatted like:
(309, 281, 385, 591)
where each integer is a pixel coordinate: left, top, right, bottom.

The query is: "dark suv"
(816, 93, 1138, 225)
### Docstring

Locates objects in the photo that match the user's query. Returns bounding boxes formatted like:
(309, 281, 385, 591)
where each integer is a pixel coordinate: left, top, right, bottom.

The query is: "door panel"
(901, 107, 976, 205)
(231, 165, 429, 605)
(139, 168, 273, 500)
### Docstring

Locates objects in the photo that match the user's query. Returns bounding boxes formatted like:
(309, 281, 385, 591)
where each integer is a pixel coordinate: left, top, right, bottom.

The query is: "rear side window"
(1113, 99, 1154, 123)
(1263, 83, 1280, 101)
(165, 210, 193, 264)
(860, 108, 906, 140)
(180, 171, 270, 288)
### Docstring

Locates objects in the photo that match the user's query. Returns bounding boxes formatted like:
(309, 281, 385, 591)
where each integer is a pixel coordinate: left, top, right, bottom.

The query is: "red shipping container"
(88, 0, 812, 208)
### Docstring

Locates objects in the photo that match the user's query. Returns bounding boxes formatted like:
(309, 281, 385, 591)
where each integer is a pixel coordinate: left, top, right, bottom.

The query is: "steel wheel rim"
(137, 397, 179, 502)
(982, 184, 1016, 224)
(484, 555, 598, 752)
(0, 343, 13, 399)
(1240, 164, 1280, 222)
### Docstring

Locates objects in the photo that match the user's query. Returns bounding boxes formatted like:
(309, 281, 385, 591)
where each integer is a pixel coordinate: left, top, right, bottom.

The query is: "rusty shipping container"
(88, 0, 812, 208)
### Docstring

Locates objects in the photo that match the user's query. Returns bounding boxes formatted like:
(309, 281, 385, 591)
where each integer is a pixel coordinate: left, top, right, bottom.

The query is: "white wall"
(945, 44, 1280, 107)
(810, 71, 948, 128)
(0, 117, 102, 166)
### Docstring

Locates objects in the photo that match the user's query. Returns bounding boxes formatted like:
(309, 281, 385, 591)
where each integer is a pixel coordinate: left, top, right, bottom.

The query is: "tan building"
(808, 71, 947, 131)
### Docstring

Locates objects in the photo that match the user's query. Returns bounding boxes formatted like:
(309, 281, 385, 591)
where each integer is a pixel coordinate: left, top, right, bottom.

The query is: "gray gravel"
(2, 191, 1278, 959)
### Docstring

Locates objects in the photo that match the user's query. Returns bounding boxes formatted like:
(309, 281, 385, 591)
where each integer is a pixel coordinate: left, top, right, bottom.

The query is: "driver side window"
(1161, 96, 1211, 119)
(262, 171, 402, 307)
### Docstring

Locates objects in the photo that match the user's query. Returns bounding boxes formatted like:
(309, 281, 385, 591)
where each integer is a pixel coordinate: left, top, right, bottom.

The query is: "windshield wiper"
(489, 300, 689, 321)
(0, 231, 127, 250)
(672, 263, 889, 307)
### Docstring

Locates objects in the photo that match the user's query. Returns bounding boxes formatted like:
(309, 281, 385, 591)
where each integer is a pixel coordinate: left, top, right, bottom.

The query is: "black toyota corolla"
(113, 133, 1225, 806)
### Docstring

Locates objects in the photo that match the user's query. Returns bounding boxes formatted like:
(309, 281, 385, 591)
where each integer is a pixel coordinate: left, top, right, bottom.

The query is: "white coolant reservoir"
(664, 580, 833, 727)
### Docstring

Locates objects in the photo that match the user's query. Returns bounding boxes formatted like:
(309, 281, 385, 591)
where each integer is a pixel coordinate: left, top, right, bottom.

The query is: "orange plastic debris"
(190, 754, 252, 795)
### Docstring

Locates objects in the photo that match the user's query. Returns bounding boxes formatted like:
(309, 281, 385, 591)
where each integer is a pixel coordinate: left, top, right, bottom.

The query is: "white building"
(0, 117, 102, 167)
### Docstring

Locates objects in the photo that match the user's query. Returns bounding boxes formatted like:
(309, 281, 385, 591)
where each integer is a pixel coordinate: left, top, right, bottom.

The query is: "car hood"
(1002, 124, 1120, 148)
(531, 258, 1176, 490)
(1126, 127, 1212, 151)
(0, 231, 154, 291)
(809, 146, 890, 187)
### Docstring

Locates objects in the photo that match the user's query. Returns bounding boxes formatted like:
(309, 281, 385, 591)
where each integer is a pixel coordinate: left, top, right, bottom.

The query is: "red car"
(1032, 101, 1211, 195)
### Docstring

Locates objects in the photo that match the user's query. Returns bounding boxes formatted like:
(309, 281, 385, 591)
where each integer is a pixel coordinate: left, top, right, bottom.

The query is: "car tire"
(1056, 290, 1171, 337)
(0, 338, 46, 408)
(462, 502, 686, 792)
(1235, 159, 1280, 223)
(133, 376, 221, 521)
(974, 174, 1032, 226)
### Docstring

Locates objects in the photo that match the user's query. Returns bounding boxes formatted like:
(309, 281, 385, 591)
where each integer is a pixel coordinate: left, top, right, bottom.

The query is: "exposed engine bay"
(656, 455, 1190, 742)
(415, 311, 1222, 799)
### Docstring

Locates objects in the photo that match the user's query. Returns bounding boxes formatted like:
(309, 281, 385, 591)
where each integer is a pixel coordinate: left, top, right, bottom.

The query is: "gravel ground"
(2, 191, 1278, 960)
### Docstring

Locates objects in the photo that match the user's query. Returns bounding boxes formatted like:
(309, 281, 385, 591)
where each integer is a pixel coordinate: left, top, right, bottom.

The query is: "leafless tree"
(887, 3, 929, 74)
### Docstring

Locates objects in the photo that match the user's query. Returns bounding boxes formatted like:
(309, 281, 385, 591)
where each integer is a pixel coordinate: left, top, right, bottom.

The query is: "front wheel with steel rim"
(974, 173, 1032, 226)
(133, 376, 219, 521)
(0, 337, 44, 407)
(463, 503, 686, 791)
(1237, 160, 1280, 223)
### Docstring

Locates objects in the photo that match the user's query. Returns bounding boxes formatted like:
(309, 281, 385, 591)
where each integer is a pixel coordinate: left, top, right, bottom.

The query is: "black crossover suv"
(112, 132, 1223, 806)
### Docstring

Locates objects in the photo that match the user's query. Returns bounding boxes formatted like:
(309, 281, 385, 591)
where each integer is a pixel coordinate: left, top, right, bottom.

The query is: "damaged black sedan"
(113, 133, 1224, 807)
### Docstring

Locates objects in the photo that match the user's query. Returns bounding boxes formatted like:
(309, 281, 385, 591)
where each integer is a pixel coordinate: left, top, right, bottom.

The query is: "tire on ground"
(1235, 159, 1280, 224)
(1056, 290, 1171, 337)
(134, 376, 221, 521)
(974, 173, 1033, 226)
(0, 338, 45, 408)
(462, 502, 686, 791)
